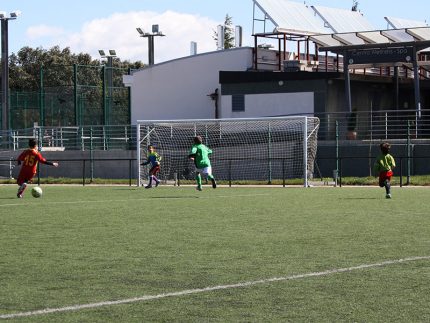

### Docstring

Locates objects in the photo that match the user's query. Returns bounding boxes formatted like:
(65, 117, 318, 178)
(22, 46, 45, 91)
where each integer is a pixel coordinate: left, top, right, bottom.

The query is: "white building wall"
(220, 92, 314, 118)
(130, 47, 253, 124)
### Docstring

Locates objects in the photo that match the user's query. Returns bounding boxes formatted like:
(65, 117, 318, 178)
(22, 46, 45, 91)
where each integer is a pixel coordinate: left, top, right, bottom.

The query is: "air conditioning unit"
(283, 60, 300, 72)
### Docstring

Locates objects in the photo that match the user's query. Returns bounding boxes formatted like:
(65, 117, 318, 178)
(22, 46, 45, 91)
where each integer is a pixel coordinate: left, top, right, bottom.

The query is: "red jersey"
(17, 148, 48, 177)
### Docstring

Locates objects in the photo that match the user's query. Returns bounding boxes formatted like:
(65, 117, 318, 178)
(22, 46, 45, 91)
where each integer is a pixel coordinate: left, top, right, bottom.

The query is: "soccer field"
(1, 185, 429, 322)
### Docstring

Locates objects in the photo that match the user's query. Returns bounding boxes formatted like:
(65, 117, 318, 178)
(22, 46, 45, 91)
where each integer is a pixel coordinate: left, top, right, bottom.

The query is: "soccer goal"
(136, 116, 320, 187)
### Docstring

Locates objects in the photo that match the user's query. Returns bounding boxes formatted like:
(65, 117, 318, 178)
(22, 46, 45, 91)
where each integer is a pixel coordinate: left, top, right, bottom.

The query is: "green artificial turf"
(0, 185, 429, 322)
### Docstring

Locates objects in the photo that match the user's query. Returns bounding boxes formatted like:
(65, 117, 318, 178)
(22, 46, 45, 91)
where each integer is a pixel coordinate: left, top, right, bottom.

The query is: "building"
(125, 0, 430, 141)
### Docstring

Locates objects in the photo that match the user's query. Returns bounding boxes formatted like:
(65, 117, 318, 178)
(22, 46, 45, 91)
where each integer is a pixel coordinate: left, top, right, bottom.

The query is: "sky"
(1, 0, 429, 64)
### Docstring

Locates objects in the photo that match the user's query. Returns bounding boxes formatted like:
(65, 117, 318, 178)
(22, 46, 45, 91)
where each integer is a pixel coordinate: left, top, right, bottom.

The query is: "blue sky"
(2, 0, 429, 64)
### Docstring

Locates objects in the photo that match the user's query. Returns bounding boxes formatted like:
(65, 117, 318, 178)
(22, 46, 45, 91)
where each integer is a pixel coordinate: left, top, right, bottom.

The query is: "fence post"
(282, 158, 285, 187)
(82, 159, 86, 186)
(129, 159, 132, 186)
(73, 64, 78, 126)
(90, 127, 94, 182)
(228, 160, 232, 187)
(399, 158, 403, 187)
(335, 120, 339, 184)
(407, 121, 411, 185)
(39, 65, 45, 127)
(385, 112, 388, 139)
(268, 122, 272, 184)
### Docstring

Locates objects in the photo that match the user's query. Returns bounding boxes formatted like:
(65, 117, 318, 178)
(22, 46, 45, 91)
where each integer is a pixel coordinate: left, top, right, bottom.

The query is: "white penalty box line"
(1, 255, 429, 319)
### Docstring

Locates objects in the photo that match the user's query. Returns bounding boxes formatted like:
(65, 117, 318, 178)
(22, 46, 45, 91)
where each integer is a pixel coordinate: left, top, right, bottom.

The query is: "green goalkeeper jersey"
(189, 143, 212, 168)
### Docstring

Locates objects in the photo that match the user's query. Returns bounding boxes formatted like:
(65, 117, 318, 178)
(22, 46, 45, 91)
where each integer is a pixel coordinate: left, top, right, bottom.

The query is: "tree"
(6, 46, 144, 127)
(213, 14, 235, 49)
(8, 46, 144, 91)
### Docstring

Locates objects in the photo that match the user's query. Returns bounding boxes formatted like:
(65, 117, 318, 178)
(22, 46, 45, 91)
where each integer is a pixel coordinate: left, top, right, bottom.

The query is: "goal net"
(136, 116, 320, 187)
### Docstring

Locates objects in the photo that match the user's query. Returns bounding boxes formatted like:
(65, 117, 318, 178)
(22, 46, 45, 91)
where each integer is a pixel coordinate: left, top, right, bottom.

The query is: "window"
(232, 94, 245, 112)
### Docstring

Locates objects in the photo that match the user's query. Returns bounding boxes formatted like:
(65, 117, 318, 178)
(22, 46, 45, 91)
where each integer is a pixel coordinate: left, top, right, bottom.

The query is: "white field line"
(1, 255, 429, 320)
(0, 193, 271, 208)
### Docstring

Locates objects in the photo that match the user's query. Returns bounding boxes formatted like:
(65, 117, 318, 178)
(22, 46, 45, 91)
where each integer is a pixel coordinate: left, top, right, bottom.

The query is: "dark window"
(232, 94, 245, 111)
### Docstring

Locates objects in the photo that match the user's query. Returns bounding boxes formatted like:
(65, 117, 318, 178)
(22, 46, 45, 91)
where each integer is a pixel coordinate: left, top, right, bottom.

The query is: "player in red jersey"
(16, 138, 59, 198)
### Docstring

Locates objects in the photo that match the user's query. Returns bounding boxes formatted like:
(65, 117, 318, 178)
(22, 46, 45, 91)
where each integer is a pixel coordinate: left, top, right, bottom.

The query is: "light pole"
(136, 25, 165, 66)
(1, 10, 20, 133)
(99, 49, 116, 126)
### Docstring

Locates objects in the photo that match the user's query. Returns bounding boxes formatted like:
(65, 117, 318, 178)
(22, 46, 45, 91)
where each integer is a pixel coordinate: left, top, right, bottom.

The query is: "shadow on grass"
(150, 196, 200, 199)
(341, 197, 380, 200)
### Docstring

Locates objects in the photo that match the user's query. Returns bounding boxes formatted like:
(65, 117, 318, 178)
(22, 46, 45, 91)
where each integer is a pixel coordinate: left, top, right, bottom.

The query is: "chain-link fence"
(1, 64, 130, 130)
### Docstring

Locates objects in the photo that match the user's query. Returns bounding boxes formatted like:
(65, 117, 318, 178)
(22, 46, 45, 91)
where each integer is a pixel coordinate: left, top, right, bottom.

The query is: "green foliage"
(9, 46, 144, 91)
(213, 14, 235, 49)
(10, 46, 94, 91)
(0, 186, 429, 321)
(223, 14, 235, 49)
(6, 45, 144, 127)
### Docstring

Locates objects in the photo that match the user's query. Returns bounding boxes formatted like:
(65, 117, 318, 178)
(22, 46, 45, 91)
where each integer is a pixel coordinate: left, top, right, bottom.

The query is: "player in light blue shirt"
(142, 145, 161, 188)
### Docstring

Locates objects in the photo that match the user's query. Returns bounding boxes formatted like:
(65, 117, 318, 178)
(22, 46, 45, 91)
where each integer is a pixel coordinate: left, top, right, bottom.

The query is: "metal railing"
(317, 109, 430, 141)
(0, 125, 136, 151)
(0, 157, 136, 185)
(2, 154, 429, 185)
(1, 109, 430, 150)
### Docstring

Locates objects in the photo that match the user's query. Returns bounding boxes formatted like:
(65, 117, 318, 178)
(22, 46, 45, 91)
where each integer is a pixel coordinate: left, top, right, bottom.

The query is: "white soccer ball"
(31, 186, 43, 198)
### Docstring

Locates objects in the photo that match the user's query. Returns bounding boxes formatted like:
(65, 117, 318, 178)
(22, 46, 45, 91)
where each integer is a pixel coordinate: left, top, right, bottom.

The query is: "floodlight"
(10, 10, 21, 18)
(109, 50, 116, 56)
(98, 50, 106, 56)
(0, 11, 6, 19)
(137, 24, 165, 66)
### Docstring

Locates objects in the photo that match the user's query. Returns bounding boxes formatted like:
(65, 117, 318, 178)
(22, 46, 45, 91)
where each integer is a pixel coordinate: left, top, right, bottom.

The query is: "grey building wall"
(8, 150, 137, 181)
(316, 141, 430, 178)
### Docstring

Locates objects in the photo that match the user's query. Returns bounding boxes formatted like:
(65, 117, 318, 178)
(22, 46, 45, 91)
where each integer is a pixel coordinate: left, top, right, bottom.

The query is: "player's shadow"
(0, 196, 21, 200)
(341, 197, 379, 200)
(150, 196, 200, 199)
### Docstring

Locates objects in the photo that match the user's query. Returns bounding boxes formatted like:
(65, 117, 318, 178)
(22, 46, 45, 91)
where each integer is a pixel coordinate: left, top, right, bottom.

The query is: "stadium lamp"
(1, 10, 21, 133)
(98, 49, 117, 126)
(136, 24, 165, 66)
(10, 10, 21, 18)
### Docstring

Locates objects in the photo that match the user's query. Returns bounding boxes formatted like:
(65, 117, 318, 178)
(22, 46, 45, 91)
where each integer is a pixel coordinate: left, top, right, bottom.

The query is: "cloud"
(26, 25, 65, 39)
(29, 10, 224, 63)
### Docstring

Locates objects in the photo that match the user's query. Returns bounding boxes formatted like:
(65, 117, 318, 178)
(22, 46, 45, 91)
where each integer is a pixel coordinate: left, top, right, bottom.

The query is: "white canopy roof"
(253, 0, 329, 35)
(253, 0, 430, 53)
(385, 17, 428, 29)
(311, 5, 374, 33)
(311, 27, 430, 49)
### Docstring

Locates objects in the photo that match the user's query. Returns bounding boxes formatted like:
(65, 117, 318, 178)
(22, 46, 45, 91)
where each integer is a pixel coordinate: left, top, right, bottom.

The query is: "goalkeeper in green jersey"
(373, 142, 396, 199)
(188, 136, 217, 191)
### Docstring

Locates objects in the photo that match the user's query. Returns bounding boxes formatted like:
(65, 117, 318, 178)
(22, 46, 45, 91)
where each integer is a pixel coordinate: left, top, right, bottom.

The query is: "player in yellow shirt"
(373, 142, 396, 199)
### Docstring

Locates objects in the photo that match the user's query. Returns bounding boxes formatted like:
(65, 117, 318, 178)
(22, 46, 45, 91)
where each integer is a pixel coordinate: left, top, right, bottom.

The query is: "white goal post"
(136, 116, 320, 187)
